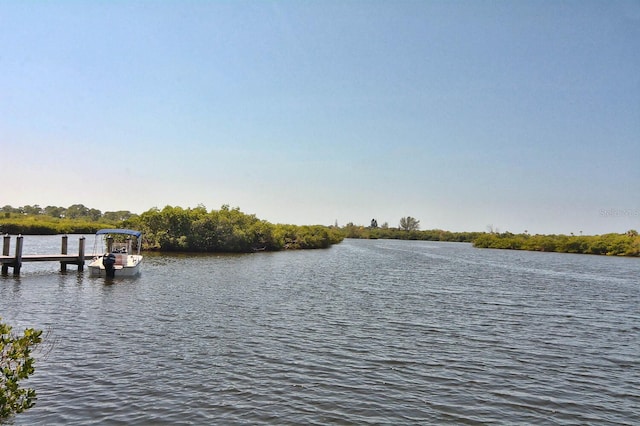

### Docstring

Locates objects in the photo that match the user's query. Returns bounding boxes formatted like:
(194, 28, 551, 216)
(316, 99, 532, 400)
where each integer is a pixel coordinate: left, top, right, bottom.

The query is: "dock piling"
(61, 235, 68, 272)
(0, 235, 95, 275)
(2, 235, 9, 274)
(14, 235, 23, 275)
(78, 237, 85, 271)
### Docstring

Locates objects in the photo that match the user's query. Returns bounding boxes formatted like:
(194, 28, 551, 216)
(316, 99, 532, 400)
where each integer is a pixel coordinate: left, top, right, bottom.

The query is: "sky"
(1, 0, 639, 234)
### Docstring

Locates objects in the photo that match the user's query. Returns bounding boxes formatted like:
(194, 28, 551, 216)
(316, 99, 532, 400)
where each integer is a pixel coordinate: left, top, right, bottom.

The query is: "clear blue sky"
(2, 0, 639, 234)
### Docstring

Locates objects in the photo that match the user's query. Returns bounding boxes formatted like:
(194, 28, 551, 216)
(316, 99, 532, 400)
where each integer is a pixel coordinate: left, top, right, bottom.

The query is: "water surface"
(1, 237, 638, 424)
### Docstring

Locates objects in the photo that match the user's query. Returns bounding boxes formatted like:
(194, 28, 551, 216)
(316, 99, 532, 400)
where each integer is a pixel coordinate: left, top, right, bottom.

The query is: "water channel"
(1, 236, 638, 424)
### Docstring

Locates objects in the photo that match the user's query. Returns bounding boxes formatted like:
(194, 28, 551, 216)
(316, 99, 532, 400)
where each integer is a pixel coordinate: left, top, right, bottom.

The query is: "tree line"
(337, 218, 639, 257)
(1, 204, 134, 222)
(341, 221, 482, 242)
(0, 204, 115, 235)
(0, 204, 343, 252)
(473, 231, 640, 256)
(2, 205, 638, 256)
(124, 205, 343, 252)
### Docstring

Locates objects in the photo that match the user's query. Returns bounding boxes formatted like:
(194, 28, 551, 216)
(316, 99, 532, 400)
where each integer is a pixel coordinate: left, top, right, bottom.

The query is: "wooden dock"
(1, 235, 96, 275)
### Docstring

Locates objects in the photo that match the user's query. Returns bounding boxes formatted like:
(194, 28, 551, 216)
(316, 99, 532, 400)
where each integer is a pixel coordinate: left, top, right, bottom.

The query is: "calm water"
(1, 236, 639, 425)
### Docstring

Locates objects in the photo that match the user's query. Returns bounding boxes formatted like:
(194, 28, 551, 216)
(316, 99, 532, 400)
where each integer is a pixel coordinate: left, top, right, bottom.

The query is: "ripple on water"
(2, 239, 639, 425)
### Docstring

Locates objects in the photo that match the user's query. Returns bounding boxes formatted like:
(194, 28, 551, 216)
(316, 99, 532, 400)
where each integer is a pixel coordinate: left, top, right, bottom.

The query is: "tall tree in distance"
(399, 216, 420, 231)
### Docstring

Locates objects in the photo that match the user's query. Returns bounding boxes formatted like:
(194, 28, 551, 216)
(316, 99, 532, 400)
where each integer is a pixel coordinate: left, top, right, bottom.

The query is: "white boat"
(88, 229, 143, 277)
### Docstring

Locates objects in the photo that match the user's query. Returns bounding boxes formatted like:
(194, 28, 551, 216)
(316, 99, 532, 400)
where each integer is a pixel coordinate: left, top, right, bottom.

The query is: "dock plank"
(1, 254, 97, 264)
(1, 235, 96, 274)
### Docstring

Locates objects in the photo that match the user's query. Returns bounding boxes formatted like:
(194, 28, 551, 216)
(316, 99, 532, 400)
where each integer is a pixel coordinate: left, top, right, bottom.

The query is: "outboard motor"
(102, 253, 117, 278)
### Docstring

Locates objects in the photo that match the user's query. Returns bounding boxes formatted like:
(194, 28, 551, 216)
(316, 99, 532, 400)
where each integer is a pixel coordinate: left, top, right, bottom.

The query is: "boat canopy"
(96, 229, 142, 238)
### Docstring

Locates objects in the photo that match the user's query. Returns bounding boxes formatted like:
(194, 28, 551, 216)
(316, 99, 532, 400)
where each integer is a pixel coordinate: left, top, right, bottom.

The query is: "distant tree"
(86, 208, 102, 221)
(370, 218, 378, 228)
(21, 205, 42, 215)
(627, 229, 638, 237)
(43, 206, 65, 218)
(65, 204, 90, 219)
(103, 211, 135, 222)
(399, 216, 420, 231)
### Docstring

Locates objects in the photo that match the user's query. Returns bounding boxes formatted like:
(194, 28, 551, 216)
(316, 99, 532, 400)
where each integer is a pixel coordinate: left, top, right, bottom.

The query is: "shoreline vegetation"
(0, 204, 343, 252)
(1, 204, 638, 257)
(341, 224, 639, 257)
(472, 231, 639, 257)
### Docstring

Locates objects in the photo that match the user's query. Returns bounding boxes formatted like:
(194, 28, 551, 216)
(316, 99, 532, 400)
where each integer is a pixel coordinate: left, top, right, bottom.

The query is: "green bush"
(128, 205, 344, 252)
(0, 319, 42, 418)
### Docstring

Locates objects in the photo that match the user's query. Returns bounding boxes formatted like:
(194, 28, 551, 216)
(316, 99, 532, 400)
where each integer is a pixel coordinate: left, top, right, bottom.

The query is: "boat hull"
(88, 255, 143, 277)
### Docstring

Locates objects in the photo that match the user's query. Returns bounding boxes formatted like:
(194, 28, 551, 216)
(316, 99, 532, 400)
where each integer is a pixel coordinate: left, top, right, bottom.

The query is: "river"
(1, 236, 638, 425)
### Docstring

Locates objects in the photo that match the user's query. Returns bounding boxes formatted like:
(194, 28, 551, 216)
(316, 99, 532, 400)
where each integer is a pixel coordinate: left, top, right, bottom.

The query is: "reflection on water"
(1, 238, 639, 425)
